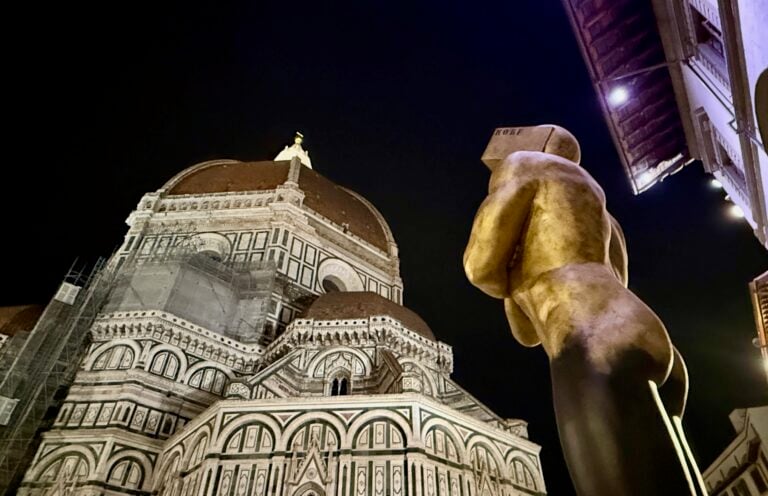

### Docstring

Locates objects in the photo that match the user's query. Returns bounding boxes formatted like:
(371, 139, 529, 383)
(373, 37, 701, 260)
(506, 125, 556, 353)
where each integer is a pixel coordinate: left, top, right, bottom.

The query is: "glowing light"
(729, 205, 745, 218)
(710, 179, 723, 189)
(638, 170, 655, 186)
(607, 87, 629, 106)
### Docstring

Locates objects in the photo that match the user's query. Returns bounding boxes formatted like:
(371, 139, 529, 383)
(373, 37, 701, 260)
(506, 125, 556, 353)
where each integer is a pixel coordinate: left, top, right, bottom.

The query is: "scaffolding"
(107, 249, 278, 343)
(0, 245, 281, 494)
(0, 258, 117, 494)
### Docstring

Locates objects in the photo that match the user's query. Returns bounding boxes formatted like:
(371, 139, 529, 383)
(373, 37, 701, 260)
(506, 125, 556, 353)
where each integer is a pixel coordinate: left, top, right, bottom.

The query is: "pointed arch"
(306, 346, 373, 379)
(293, 481, 326, 496)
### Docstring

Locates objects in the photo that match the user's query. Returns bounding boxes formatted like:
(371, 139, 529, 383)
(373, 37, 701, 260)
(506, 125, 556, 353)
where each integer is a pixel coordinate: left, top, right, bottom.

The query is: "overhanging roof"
(562, 0, 691, 193)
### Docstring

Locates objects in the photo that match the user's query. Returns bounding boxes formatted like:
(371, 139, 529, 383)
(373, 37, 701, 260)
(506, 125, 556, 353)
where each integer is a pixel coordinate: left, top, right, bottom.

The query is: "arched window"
(156, 453, 181, 496)
(296, 484, 326, 496)
(92, 346, 134, 371)
(287, 420, 340, 452)
(188, 368, 228, 395)
(107, 458, 144, 489)
(322, 277, 343, 293)
(424, 427, 460, 462)
(196, 250, 223, 263)
(330, 378, 339, 396)
(149, 351, 180, 380)
(187, 435, 208, 470)
(224, 421, 275, 453)
(329, 375, 350, 396)
(511, 459, 538, 491)
(161, 417, 174, 435)
(40, 453, 89, 484)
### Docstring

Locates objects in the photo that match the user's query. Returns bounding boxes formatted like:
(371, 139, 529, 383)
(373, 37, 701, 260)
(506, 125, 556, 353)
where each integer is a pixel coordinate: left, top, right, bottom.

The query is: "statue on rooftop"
(463, 125, 706, 495)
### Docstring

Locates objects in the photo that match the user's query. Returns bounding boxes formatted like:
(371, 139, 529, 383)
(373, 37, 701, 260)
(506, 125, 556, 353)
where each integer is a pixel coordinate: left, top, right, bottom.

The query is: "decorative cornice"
(265, 317, 453, 374)
(92, 311, 265, 373)
(125, 188, 400, 276)
(93, 308, 453, 378)
(165, 393, 542, 454)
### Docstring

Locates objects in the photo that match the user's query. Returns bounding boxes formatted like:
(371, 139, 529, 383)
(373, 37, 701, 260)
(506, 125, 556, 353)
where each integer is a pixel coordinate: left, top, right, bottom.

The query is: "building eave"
(561, 0, 691, 193)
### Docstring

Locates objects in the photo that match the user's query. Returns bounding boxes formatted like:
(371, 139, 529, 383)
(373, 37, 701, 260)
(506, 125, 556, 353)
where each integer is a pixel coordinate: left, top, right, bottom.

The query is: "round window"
(321, 276, 345, 293)
(316, 258, 364, 292)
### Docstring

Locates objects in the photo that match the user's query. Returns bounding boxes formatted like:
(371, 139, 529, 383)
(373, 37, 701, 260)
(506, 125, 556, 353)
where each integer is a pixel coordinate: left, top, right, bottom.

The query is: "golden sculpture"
(464, 125, 705, 495)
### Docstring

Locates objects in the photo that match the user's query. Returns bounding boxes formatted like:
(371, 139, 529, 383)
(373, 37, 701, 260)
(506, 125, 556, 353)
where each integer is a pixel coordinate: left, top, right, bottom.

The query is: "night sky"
(4, 1, 767, 493)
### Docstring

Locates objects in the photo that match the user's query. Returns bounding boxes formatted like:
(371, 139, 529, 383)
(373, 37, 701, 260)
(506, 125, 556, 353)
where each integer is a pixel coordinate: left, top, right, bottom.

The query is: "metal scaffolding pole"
(0, 258, 116, 494)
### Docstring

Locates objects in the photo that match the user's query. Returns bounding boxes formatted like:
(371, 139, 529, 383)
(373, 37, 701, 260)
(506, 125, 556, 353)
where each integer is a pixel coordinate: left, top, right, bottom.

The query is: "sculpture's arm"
(464, 153, 541, 346)
(463, 152, 537, 299)
(608, 214, 629, 286)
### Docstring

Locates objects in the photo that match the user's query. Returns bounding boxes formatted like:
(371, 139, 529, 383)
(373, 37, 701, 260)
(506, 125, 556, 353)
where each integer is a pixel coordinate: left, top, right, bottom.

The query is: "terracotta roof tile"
(168, 161, 290, 195)
(0, 305, 44, 336)
(165, 160, 390, 252)
(297, 167, 389, 251)
(305, 291, 435, 341)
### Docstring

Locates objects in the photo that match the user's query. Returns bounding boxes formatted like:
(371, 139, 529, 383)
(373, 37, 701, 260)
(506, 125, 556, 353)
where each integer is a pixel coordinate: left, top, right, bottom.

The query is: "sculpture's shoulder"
(501, 151, 581, 177)
(496, 151, 604, 198)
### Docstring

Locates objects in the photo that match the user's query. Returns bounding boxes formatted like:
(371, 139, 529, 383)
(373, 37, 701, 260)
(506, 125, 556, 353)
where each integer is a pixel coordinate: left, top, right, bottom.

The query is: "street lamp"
(729, 204, 745, 219)
(607, 86, 629, 106)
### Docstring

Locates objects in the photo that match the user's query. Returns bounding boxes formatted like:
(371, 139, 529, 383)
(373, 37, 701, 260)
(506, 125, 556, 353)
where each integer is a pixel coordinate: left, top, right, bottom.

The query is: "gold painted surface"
(464, 125, 680, 387)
